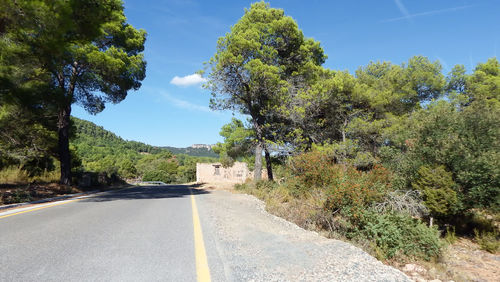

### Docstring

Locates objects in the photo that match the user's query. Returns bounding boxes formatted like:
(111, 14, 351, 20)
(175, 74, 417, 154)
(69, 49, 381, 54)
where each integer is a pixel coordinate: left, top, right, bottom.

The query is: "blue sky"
(72, 0, 500, 147)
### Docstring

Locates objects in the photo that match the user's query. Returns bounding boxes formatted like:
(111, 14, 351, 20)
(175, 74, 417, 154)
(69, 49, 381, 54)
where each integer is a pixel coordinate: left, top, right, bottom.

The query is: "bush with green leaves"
(382, 80, 500, 212)
(142, 170, 175, 183)
(288, 149, 391, 214)
(412, 165, 461, 218)
(474, 229, 500, 253)
(348, 210, 442, 260)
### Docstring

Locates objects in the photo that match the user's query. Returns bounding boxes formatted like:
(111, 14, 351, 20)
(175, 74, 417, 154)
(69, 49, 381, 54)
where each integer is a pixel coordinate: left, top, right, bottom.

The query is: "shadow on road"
(81, 184, 209, 202)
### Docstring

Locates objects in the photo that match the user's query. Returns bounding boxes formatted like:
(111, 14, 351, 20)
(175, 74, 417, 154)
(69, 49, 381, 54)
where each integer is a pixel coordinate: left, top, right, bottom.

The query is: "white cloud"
(170, 73, 207, 87)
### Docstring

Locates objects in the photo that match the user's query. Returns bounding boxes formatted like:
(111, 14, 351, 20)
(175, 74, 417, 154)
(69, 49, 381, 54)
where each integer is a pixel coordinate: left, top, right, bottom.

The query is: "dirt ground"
(394, 238, 499, 282)
(0, 183, 129, 206)
(0, 183, 84, 205)
(196, 182, 237, 192)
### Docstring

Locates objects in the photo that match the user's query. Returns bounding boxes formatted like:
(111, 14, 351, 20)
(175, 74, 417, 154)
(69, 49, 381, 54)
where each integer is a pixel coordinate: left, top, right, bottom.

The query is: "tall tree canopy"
(212, 118, 254, 168)
(0, 0, 147, 184)
(205, 1, 325, 180)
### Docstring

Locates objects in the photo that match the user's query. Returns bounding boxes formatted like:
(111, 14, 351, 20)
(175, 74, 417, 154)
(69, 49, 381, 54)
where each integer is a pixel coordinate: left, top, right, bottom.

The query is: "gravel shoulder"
(196, 187, 410, 281)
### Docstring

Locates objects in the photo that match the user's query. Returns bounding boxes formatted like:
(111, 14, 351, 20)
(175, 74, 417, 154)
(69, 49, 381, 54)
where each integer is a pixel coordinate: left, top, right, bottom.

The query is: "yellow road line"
(190, 189, 211, 282)
(0, 198, 82, 219)
(0, 186, 136, 220)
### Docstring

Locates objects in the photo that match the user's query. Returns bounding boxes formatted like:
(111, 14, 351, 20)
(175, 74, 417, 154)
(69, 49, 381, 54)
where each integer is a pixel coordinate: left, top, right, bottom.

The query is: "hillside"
(72, 117, 169, 156)
(72, 117, 218, 158)
(71, 117, 218, 183)
(162, 146, 218, 158)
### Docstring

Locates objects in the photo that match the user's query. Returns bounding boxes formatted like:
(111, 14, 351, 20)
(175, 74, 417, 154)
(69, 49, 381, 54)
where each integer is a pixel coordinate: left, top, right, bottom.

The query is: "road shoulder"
(195, 187, 410, 281)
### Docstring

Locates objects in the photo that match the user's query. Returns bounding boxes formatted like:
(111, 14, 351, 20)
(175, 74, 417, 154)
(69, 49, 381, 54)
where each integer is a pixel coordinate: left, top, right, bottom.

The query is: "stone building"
(196, 162, 266, 183)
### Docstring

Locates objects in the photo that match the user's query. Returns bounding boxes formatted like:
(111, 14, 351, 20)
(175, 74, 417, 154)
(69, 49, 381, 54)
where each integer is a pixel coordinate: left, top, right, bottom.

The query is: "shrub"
(234, 182, 249, 191)
(288, 150, 336, 189)
(142, 170, 175, 183)
(255, 179, 279, 191)
(474, 229, 500, 253)
(234, 151, 443, 262)
(351, 210, 442, 260)
(373, 189, 428, 217)
(324, 165, 390, 216)
(444, 226, 457, 245)
(412, 165, 460, 218)
(288, 150, 391, 210)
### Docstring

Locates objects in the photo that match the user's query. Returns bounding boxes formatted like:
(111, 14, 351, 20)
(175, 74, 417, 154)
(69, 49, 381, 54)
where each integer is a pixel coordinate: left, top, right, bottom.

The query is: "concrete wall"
(196, 162, 266, 183)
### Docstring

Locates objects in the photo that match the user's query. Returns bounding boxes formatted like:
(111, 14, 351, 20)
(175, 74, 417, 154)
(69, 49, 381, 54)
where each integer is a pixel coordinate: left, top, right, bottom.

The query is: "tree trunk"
(264, 146, 273, 181)
(342, 116, 347, 143)
(254, 142, 262, 181)
(58, 104, 72, 185)
(252, 118, 265, 182)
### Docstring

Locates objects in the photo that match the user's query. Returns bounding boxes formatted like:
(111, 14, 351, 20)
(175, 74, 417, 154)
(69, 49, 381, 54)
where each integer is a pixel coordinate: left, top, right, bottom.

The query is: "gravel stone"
(196, 189, 411, 281)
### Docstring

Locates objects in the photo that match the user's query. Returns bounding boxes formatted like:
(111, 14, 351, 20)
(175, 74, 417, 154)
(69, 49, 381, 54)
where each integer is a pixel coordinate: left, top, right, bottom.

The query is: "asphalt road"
(0, 185, 409, 282)
(0, 185, 223, 282)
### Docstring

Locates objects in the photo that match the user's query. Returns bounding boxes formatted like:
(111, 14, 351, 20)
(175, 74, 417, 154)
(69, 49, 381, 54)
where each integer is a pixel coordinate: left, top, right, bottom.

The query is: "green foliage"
(70, 117, 217, 184)
(286, 69, 357, 149)
(382, 93, 499, 210)
(205, 1, 326, 179)
(323, 164, 390, 216)
(311, 141, 378, 169)
(466, 58, 500, 101)
(444, 227, 457, 245)
(117, 159, 137, 179)
(355, 56, 445, 116)
(237, 150, 441, 261)
(212, 118, 254, 168)
(412, 165, 460, 218)
(1, 0, 147, 113)
(288, 149, 390, 209)
(0, 0, 147, 184)
(162, 147, 218, 158)
(0, 103, 58, 175)
(0, 166, 29, 184)
(344, 56, 446, 154)
(351, 210, 442, 260)
(474, 229, 500, 253)
(142, 170, 174, 183)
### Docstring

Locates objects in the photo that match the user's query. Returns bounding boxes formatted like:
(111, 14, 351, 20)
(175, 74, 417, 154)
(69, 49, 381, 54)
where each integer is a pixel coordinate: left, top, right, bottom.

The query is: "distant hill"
(72, 117, 168, 155)
(70, 117, 218, 183)
(71, 117, 218, 158)
(162, 146, 218, 158)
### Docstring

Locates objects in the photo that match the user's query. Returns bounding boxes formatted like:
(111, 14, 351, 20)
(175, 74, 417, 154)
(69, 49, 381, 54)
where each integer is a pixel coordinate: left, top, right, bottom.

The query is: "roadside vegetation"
(0, 0, 217, 204)
(205, 0, 499, 276)
(0, 117, 217, 205)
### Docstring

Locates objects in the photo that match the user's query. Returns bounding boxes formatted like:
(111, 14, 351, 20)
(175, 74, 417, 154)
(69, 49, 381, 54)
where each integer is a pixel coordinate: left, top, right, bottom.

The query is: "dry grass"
(234, 180, 500, 282)
(234, 181, 334, 235)
(0, 166, 59, 185)
(0, 167, 30, 184)
(403, 238, 500, 282)
(0, 183, 81, 205)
